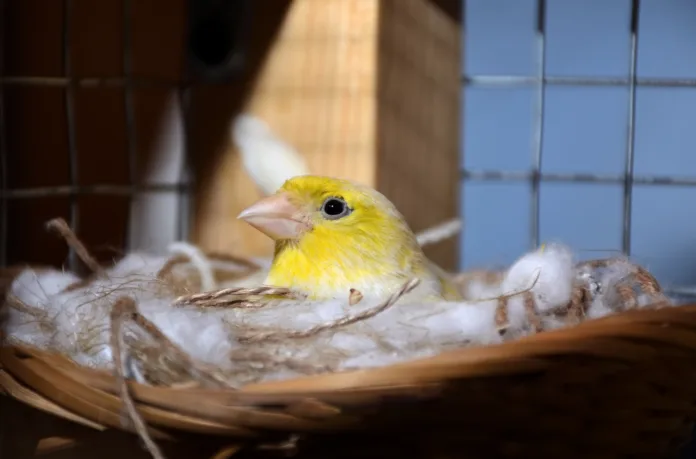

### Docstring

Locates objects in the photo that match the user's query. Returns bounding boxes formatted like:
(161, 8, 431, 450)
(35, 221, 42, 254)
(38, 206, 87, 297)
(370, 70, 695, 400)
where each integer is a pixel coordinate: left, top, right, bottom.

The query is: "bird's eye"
(321, 197, 351, 220)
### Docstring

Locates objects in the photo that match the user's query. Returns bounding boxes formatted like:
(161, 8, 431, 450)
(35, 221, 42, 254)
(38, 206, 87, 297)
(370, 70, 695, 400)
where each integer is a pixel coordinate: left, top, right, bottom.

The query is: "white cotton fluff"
(583, 258, 639, 319)
(499, 243, 575, 332)
(1, 243, 668, 386)
(167, 242, 216, 292)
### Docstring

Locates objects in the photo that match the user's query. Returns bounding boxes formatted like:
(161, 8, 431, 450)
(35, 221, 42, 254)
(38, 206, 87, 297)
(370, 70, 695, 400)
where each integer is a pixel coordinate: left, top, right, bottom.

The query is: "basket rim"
(3, 302, 696, 439)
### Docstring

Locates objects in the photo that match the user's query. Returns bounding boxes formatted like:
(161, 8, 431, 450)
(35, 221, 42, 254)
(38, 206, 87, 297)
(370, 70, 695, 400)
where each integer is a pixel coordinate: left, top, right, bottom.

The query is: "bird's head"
(238, 175, 421, 261)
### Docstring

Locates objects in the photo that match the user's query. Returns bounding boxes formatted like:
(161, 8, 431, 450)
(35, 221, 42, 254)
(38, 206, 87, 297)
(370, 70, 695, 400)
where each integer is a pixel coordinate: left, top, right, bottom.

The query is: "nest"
(2, 218, 696, 459)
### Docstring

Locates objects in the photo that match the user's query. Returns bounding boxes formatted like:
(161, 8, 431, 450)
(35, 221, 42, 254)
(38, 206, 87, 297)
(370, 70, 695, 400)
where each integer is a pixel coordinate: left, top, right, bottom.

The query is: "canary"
(238, 175, 462, 302)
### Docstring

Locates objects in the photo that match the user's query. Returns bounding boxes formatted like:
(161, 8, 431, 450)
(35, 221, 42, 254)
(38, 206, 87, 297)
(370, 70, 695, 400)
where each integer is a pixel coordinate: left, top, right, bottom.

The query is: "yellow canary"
(238, 175, 461, 302)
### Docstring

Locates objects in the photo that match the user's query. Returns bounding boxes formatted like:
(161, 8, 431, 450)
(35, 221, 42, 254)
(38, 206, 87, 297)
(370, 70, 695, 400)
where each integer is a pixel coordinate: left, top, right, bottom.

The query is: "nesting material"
(2, 220, 671, 390)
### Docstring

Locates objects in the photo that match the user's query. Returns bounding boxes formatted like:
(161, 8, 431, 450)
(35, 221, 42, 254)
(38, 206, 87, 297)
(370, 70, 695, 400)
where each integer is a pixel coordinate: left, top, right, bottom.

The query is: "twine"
(46, 218, 104, 275)
(238, 278, 421, 343)
(174, 286, 303, 308)
(110, 297, 165, 459)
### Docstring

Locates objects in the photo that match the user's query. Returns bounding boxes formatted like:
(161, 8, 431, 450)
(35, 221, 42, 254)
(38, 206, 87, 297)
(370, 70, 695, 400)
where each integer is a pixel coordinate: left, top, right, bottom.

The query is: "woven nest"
(2, 220, 696, 459)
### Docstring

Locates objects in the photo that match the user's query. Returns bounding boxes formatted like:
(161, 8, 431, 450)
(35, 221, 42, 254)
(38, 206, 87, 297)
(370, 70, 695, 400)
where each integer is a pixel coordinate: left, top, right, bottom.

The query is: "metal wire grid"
(461, 0, 696, 299)
(0, 0, 193, 269)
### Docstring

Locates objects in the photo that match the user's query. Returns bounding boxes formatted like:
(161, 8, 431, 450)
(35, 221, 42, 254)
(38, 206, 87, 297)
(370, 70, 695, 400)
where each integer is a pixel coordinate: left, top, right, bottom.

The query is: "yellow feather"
(255, 176, 461, 301)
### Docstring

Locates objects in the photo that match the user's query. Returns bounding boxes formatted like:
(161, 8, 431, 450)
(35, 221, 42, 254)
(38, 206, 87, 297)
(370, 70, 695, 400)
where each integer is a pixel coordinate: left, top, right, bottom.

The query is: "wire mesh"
(62, 0, 79, 270)
(0, 0, 7, 268)
(461, 0, 696, 303)
(0, 0, 194, 269)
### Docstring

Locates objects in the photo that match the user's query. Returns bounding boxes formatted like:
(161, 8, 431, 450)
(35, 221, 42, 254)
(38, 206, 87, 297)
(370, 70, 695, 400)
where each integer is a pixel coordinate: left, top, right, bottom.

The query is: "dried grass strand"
(119, 301, 228, 389)
(6, 294, 46, 318)
(239, 278, 421, 343)
(155, 255, 189, 281)
(46, 218, 103, 275)
(110, 297, 165, 459)
(174, 286, 301, 306)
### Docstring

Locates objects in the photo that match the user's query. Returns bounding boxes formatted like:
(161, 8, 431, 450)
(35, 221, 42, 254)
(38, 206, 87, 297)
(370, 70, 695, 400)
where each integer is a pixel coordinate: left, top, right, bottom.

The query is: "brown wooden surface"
(376, 0, 461, 270)
(192, 0, 380, 258)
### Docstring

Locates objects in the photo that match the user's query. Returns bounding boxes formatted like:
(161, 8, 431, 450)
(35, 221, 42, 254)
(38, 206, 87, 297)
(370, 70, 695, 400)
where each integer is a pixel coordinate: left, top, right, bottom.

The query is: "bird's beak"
(237, 193, 310, 240)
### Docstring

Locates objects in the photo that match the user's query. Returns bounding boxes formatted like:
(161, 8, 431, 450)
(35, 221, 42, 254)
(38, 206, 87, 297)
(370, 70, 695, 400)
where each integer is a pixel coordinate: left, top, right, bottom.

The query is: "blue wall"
(461, 0, 696, 292)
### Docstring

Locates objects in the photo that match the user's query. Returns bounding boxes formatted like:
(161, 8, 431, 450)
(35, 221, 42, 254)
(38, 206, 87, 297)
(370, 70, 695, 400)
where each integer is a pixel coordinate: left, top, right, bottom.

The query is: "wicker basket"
(3, 267, 696, 459)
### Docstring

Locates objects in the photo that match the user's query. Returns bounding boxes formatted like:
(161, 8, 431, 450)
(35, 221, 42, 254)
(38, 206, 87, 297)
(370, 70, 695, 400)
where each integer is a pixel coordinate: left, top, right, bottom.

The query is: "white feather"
(232, 114, 311, 195)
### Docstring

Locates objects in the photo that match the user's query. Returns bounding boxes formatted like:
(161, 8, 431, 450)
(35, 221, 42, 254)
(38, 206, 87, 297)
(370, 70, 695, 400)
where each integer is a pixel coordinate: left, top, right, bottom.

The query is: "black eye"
(321, 197, 351, 220)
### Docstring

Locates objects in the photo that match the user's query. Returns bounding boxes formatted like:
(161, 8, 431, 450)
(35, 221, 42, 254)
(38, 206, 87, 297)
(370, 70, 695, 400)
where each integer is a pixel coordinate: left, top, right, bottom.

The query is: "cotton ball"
(420, 300, 501, 346)
(504, 296, 527, 332)
(465, 278, 502, 301)
(502, 244, 575, 313)
(108, 253, 170, 279)
(5, 269, 80, 348)
(585, 259, 638, 318)
(329, 331, 382, 355)
(11, 269, 81, 305)
(49, 289, 111, 357)
(340, 350, 411, 370)
(141, 301, 236, 367)
(586, 297, 613, 319)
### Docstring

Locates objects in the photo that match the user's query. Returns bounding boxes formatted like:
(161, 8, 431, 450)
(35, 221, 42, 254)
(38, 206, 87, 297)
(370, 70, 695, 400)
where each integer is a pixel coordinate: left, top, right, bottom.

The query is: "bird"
(232, 114, 311, 197)
(237, 175, 462, 302)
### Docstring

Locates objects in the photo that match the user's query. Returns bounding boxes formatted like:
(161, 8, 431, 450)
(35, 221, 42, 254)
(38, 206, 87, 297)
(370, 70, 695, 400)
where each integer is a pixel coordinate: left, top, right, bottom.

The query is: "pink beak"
(237, 193, 310, 240)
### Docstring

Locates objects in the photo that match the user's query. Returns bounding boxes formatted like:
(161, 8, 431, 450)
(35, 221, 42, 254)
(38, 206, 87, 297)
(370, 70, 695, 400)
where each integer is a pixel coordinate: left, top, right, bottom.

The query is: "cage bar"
(462, 170, 696, 187)
(530, 0, 547, 249)
(463, 75, 696, 88)
(0, 76, 177, 88)
(7, 74, 696, 89)
(621, 0, 641, 256)
(0, 0, 7, 266)
(0, 184, 184, 199)
(62, 0, 79, 270)
(122, 0, 138, 251)
(176, 85, 192, 241)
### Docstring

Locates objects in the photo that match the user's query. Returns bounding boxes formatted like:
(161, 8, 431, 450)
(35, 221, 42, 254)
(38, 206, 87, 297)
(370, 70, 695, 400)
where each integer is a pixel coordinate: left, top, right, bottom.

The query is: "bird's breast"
(265, 244, 444, 301)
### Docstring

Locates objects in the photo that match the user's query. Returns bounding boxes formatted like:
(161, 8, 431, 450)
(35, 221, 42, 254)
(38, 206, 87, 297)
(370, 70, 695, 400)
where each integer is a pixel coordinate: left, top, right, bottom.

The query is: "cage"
(3, 0, 696, 458)
(0, 0, 462, 457)
(0, 0, 460, 275)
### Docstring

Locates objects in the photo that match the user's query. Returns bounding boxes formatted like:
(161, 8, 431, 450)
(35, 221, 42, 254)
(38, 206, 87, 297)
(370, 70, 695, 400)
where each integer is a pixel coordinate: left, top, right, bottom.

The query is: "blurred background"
(2, 0, 696, 292)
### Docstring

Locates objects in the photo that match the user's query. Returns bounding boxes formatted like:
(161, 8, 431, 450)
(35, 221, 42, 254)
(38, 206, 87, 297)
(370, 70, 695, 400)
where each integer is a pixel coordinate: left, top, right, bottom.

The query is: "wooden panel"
(375, 0, 461, 270)
(192, 0, 379, 257)
(376, 0, 461, 269)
